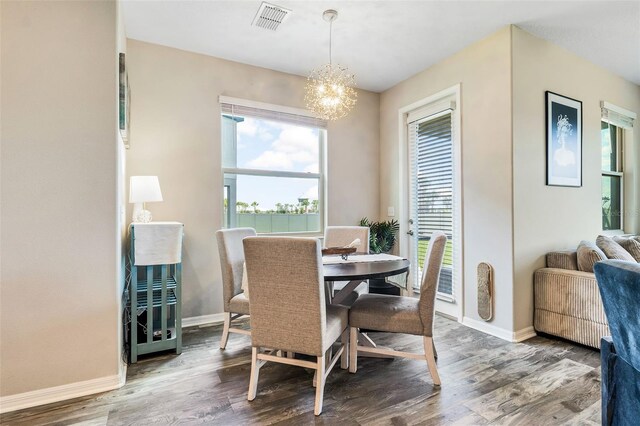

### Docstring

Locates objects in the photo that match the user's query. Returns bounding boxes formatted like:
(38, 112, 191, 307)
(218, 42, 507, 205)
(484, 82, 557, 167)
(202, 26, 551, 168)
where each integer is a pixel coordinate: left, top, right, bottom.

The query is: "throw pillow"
(613, 236, 640, 262)
(576, 240, 607, 273)
(596, 235, 636, 262)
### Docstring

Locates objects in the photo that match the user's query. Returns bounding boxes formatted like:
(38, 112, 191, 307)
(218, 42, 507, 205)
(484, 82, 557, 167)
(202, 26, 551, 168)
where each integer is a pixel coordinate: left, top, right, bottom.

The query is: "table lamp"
(129, 176, 163, 223)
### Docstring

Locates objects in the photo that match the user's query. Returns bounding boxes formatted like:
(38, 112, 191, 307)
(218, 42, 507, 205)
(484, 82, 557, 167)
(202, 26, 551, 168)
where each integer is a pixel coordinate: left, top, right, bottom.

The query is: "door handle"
(407, 230, 414, 236)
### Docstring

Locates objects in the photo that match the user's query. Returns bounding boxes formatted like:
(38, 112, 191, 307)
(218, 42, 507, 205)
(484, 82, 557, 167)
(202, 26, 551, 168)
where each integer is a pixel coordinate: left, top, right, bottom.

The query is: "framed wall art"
(119, 52, 130, 146)
(546, 91, 582, 187)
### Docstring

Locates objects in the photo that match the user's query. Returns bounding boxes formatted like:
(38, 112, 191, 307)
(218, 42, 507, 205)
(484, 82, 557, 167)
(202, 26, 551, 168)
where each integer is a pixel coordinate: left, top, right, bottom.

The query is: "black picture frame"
(546, 91, 582, 187)
(119, 53, 130, 145)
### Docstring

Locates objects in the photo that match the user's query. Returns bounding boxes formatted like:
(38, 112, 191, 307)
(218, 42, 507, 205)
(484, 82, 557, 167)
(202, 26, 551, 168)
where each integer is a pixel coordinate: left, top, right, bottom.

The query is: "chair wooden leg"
(314, 355, 326, 416)
(247, 347, 260, 400)
(340, 328, 349, 370)
(423, 336, 441, 386)
(349, 327, 358, 373)
(220, 312, 231, 350)
(432, 339, 438, 360)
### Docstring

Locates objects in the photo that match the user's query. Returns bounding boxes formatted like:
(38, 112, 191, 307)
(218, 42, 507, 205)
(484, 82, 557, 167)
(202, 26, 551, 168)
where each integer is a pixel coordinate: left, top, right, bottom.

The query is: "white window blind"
(220, 98, 327, 129)
(601, 101, 636, 129)
(409, 111, 455, 297)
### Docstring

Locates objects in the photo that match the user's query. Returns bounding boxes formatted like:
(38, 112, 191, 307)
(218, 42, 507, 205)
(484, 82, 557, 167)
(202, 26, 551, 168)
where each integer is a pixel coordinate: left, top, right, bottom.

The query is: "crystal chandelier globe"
(304, 10, 357, 121)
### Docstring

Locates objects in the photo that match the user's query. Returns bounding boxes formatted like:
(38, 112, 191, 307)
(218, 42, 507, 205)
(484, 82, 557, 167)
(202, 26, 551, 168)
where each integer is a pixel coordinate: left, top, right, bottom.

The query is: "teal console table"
(129, 222, 184, 363)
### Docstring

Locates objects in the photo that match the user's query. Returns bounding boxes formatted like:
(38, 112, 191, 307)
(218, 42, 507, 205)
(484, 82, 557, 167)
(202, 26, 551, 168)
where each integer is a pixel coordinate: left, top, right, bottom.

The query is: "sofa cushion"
(613, 236, 640, 262)
(577, 240, 607, 273)
(596, 235, 635, 262)
(546, 250, 578, 270)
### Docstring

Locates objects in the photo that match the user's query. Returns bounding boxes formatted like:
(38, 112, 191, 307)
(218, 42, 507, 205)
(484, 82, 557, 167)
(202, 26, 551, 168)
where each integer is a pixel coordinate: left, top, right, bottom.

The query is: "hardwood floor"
(1, 316, 601, 425)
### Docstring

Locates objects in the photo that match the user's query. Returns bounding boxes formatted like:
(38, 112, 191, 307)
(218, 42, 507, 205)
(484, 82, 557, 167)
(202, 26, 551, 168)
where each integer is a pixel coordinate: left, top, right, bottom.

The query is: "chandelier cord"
(329, 20, 333, 65)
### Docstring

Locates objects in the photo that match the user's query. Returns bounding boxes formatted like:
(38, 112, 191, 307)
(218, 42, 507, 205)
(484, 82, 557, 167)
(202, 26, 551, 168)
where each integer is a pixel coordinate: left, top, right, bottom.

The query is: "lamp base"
(132, 203, 152, 223)
(133, 209, 153, 223)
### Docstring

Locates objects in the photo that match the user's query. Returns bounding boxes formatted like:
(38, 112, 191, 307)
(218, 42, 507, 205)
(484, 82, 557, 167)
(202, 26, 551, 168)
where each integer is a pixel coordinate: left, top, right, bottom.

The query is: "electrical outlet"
(387, 206, 395, 217)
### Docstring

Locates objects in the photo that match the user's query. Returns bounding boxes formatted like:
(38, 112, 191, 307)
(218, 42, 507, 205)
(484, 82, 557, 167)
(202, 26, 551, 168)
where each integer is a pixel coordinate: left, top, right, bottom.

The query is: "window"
(600, 101, 636, 232)
(601, 121, 623, 231)
(221, 98, 327, 234)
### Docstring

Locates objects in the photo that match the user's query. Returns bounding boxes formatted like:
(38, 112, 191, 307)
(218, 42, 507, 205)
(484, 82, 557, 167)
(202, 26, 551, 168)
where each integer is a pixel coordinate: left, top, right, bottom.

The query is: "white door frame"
(397, 84, 463, 322)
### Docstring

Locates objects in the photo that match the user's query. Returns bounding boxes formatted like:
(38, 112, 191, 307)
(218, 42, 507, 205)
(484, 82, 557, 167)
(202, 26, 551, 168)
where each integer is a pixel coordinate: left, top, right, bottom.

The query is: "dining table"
(322, 253, 410, 305)
(322, 253, 410, 357)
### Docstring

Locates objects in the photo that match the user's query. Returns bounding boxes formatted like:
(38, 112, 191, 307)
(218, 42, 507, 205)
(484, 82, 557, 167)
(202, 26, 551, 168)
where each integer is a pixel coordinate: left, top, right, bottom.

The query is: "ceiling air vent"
(252, 2, 291, 31)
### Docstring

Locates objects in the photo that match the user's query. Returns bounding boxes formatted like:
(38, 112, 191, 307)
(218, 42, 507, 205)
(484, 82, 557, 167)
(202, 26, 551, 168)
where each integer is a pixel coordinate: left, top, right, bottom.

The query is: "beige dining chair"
(324, 226, 370, 304)
(347, 231, 447, 386)
(243, 236, 349, 416)
(215, 227, 256, 349)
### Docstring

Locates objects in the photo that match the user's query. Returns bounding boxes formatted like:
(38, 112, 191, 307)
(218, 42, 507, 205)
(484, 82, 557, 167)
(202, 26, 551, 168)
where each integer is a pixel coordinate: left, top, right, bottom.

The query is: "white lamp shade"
(129, 176, 163, 203)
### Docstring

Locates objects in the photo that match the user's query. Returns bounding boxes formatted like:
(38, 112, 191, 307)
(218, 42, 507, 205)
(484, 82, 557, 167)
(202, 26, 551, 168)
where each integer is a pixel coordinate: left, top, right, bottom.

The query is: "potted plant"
(359, 217, 400, 254)
(359, 217, 401, 295)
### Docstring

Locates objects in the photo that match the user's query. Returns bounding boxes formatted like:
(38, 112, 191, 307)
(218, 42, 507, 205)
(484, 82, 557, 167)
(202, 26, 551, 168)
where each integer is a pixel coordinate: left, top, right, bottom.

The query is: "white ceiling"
(123, 1, 640, 92)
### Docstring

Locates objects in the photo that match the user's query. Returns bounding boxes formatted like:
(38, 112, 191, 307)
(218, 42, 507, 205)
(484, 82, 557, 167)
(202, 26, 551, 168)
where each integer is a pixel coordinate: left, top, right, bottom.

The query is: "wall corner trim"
(0, 370, 125, 414)
(513, 326, 537, 342)
(462, 316, 537, 342)
(182, 313, 227, 328)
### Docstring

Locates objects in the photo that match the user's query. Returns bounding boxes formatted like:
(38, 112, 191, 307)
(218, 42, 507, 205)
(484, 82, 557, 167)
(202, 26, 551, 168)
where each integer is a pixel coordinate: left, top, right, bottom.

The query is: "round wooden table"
(323, 257, 410, 307)
(323, 258, 410, 282)
(323, 256, 410, 358)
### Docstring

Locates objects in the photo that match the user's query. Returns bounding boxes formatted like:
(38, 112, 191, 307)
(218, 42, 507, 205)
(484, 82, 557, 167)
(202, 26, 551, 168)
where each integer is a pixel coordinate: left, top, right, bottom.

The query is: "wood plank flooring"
(1, 316, 601, 425)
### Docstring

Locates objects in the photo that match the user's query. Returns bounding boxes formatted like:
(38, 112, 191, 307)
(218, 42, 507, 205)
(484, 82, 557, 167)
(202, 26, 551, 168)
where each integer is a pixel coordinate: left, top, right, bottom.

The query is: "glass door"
(407, 104, 460, 319)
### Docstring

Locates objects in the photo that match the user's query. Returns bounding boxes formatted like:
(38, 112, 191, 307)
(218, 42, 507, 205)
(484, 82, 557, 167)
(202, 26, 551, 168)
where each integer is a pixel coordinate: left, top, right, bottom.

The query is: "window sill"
(601, 229, 625, 237)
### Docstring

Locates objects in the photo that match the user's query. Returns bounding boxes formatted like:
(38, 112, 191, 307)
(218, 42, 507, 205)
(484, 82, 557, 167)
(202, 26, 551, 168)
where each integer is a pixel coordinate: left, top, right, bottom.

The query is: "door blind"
(409, 112, 454, 296)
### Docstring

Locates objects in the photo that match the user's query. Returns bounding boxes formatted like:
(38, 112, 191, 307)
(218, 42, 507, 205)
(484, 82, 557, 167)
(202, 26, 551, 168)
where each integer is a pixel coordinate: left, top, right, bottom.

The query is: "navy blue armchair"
(594, 260, 640, 425)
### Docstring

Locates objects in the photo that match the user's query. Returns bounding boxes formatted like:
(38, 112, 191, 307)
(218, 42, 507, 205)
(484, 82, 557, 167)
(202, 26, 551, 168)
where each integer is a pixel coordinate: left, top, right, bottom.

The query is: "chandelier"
(304, 9, 357, 121)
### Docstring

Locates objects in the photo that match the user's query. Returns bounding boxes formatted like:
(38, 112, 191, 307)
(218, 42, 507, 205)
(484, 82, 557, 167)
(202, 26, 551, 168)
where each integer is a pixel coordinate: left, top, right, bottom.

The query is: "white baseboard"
(182, 313, 226, 328)
(0, 368, 126, 414)
(119, 359, 128, 387)
(462, 316, 537, 342)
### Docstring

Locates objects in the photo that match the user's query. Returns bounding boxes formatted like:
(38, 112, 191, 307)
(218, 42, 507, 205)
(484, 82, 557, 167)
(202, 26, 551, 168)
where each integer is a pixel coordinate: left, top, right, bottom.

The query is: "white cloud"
(237, 117, 258, 137)
(246, 122, 319, 172)
(302, 184, 318, 200)
(303, 163, 319, 173)
(246, 151, 293, 170)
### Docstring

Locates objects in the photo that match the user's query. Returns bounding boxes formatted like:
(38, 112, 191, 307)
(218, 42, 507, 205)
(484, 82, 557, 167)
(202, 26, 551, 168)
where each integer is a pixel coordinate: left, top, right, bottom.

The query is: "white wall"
(380, 28, 515, 335)
(380, 24, 640, 339)
(1, 0, 121, 401)
(511, 26, 640, 331)
(126, 40, 380, 319)
(116, 0, 128, 372)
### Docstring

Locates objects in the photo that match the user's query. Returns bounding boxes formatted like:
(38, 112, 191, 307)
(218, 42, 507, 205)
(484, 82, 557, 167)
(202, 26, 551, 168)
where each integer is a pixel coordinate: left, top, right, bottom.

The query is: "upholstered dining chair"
(324, 226, 370, 304)
(215, 227, 256, 349)
(243, 236, 349, 416)
(347, 231, 447, 386)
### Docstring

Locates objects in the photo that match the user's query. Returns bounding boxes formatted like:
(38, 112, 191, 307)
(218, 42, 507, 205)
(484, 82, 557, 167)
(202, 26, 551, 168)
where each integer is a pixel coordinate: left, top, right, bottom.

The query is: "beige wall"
(126, 40, 380, 319)
(380, 28, 514, 332)
(511, 26, 640, 330)
(1, 0, 121, 397)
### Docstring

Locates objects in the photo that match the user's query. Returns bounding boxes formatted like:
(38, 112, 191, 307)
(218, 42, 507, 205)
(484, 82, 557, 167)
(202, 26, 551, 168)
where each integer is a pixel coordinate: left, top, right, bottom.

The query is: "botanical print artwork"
(553, 110, 576, 175)
(546, 92, 582, 187)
